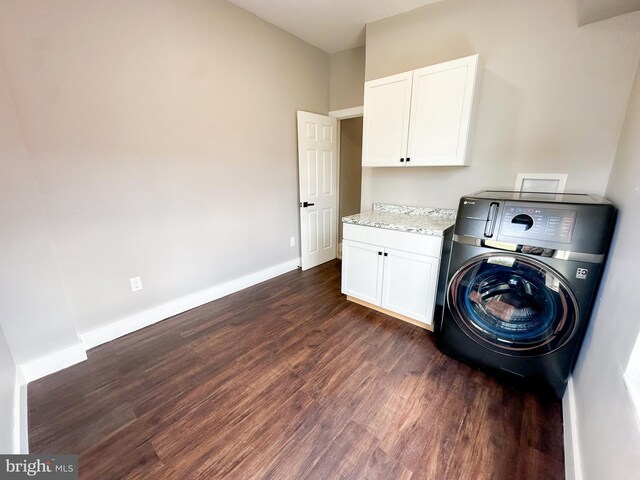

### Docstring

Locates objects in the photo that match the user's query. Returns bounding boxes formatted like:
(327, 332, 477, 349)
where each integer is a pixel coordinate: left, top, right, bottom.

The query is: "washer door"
(447, 253, 579, 356)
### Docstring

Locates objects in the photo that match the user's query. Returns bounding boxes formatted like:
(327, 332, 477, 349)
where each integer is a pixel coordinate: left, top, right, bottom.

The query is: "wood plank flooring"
(28, 260, 564, 479)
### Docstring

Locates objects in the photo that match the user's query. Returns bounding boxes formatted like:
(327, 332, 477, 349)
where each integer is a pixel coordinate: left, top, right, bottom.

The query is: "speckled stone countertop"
(342, 203, 457, 237)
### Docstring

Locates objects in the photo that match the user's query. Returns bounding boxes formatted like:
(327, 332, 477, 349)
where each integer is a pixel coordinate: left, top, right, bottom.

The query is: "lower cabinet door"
(341, 240, 384, 306)
(381, 248, 440, 324)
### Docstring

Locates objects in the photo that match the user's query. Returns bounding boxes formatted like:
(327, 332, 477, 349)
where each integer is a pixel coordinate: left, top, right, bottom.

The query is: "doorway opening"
(337, 115, 363, 259)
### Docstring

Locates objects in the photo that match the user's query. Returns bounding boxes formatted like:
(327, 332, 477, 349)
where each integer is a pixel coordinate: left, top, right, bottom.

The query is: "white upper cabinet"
(362, 54, 479, 167)
(408, 55, 478, 166)
(361, 72, 413, 166)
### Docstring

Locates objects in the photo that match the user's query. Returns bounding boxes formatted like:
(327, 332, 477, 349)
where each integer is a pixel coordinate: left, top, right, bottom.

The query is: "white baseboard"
(13, 368, 28, 453)
(12, 369, 21, 453)
(563, 376, 583, 480)
(18, 342, 87, 384)
(80, 258, 300, 350)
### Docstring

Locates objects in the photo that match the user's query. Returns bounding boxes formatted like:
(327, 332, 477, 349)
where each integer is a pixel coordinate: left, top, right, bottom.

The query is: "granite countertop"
(342, 203, 457, 237)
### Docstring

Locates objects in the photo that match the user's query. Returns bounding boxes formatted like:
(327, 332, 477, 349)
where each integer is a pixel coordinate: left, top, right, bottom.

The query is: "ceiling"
(229, 0, 640, 54)
(228, 0, 444, 54)
(578, 0, 640, 25)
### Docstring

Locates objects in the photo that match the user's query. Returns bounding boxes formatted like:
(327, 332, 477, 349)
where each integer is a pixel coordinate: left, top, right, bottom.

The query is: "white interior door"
(297, 111, 338, 270)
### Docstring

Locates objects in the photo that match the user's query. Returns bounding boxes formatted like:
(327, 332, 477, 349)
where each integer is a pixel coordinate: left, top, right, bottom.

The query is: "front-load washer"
(435, 191, 616, 398)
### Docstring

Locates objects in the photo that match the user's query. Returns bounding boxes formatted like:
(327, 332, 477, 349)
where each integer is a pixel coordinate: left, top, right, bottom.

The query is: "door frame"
(328, 106, 363, 260)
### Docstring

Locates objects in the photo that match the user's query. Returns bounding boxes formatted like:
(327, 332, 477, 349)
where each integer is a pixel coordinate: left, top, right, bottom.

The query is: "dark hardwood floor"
(29, 260, 564, 479)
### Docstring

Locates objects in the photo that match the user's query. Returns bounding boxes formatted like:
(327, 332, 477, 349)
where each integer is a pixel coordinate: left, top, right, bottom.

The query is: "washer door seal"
(447, 253, 579, 357)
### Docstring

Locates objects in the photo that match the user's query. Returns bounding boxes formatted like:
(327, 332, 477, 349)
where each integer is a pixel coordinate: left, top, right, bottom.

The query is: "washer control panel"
(500, 204, 577, 244)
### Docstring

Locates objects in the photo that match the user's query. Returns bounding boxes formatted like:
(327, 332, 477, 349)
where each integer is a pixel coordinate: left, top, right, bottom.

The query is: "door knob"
(301, 201, 315, 208)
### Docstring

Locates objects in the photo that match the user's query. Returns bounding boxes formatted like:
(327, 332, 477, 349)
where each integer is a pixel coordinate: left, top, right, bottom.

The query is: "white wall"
(362, 0, 640, 210)
(0, 0, 328, 340)
(329, 46, 365, 111)
(0, 327, 16, 453)
(0, 55, 82, 366)
(570, 61, 640, 480)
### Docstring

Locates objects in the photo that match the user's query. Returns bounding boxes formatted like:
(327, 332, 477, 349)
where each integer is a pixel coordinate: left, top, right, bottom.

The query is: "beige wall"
(0, 326, 15, 453)
(0, 57, 81, 365)
(0, 0, 328, 338)
(338, 117, 363, 239)
(329, 46, 365, 111)
(362, 0, 640, 210)
(571, 61, 640, 480)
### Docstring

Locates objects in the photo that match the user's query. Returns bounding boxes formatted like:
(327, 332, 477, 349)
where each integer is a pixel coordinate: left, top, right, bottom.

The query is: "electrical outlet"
(290, 237, 296, 247)
(130, 276, 143, 292)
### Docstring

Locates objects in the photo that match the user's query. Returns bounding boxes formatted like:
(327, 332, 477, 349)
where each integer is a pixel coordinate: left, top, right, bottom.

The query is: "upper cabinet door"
(407, 54, 479, 166)
(362, 72, 413, 167)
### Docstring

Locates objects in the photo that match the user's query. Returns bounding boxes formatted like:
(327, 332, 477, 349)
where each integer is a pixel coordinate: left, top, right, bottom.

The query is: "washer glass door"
(447, 253, 579, 356)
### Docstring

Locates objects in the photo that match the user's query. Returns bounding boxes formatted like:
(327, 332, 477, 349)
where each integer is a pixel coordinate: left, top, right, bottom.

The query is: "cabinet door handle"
(378, 251, 382, 255)
(400, 158, 405, 163)
(384, 252, 388, 256)
(406, 157, 411, 163)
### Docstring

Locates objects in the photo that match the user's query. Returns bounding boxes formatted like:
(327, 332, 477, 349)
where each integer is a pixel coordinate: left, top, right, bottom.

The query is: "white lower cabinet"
(381, 248, 439, 324)
(341, 224, 444, 328)
(341, 240, 384, 305)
